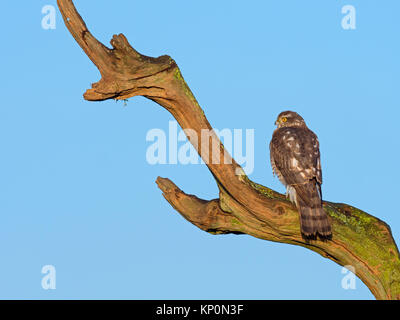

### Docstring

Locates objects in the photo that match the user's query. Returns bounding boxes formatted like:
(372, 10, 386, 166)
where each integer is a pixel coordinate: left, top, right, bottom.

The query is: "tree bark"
(57, 0, 400, 300)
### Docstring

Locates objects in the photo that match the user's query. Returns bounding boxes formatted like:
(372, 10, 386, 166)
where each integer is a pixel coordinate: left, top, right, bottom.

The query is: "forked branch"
(57, 0, 400, 299)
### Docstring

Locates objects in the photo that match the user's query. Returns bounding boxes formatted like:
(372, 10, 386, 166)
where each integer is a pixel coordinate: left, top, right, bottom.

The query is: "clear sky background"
(0, 0, 399, 299)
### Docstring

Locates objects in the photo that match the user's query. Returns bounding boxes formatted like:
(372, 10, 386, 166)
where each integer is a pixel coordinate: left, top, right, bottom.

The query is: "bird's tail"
(299, 206, 332, 239)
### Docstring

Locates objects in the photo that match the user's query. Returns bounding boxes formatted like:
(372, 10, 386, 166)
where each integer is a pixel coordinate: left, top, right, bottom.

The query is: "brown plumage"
(269, 111, 332, 239)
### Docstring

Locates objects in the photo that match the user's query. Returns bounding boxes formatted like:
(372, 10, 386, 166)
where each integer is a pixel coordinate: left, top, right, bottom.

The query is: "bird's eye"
(281, 117, 287, 122)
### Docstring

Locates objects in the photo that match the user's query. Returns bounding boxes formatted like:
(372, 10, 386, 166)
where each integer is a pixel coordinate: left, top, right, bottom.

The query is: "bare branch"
(57, 0, 400, 300)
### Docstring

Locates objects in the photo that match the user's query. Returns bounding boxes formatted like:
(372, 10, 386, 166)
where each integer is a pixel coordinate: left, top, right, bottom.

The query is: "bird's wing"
(270, 127, 322, 187)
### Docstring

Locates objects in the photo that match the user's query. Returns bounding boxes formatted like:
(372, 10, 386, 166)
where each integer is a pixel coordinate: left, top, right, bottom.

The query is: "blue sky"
(0, 0, 399, 299)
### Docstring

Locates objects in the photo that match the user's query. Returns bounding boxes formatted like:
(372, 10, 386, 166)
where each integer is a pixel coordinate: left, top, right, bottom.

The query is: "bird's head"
(274, 111, 306, 128)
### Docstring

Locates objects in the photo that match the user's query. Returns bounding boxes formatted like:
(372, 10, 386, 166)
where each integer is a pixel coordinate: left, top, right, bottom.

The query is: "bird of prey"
(269, 111, 332, 239)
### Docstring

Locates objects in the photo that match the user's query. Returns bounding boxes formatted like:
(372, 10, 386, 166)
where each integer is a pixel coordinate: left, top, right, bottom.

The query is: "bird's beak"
(275, 119, 279, 126)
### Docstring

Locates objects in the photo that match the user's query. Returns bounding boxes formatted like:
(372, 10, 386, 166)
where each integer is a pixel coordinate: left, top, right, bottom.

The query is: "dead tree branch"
(57, 0, 400, 299)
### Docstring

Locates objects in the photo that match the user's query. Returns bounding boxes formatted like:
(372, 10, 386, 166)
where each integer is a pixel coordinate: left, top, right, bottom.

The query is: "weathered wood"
(58, 0, 400, 299)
